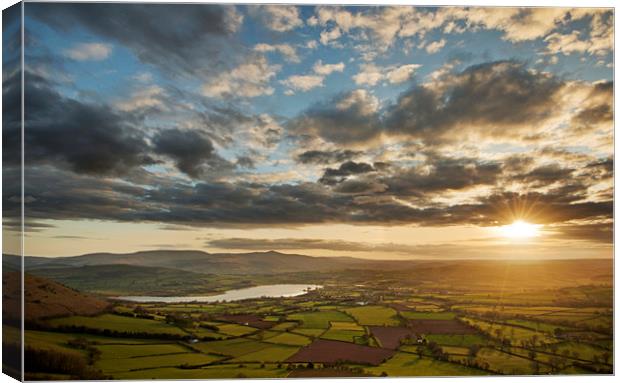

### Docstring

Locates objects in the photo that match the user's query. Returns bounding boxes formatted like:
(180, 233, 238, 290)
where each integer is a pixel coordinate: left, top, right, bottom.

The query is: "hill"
(28, 264, 250, 296)
(8, 250, 382, 275)
(2, 272, 110, 322)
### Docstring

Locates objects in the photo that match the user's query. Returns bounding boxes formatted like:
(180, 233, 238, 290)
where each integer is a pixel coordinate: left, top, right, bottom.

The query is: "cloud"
(63, 42, 112, 61)
(424, 39, 446, 54)
(114, 85, 166, 112)
(315, 6, 411, 49)
(202, 56, 280, 98)
(280, 74, 324, 92)
(253, 43, 299, 63)
(353, 63, 383, 86)
(313, 60, 345, 75)
(288, 89, 381, 145)
(384, 60, 565, 143)
(30, 3, 243, 79)
(385, 64, 422, 84)
(320, 27, 342, 45)
(281, 60, 345, 94)
(2, 71, 153, 175)
(311, 6, 610, 59)
(295, 149, 363, 165)
(252, 5, 303, 32)
(152, 129, 225, 178)
(319, 161, 376, 185)
(353, 63, 421, 86)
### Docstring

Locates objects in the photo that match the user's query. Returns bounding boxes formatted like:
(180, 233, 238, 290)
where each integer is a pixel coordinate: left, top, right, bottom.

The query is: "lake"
(116, 284, 322, 303)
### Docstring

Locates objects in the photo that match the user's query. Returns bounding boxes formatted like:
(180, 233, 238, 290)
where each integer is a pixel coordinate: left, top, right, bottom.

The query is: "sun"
(499, 220, 541, 239)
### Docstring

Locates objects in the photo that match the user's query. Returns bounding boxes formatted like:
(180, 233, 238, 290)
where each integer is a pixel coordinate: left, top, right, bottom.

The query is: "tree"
(602, 351, 611, 364)
(468, 344, 480, 359)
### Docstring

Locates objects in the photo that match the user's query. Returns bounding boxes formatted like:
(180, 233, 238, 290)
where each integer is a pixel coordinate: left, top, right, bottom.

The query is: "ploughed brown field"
(408, 319, 477, 334)
(286, 339, 395, 365)
(369, 326, 415, 349)
(287, 368, 373, 377)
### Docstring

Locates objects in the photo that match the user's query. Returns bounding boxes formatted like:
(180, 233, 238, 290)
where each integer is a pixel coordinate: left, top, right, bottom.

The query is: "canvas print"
(2, 2, 614, 380)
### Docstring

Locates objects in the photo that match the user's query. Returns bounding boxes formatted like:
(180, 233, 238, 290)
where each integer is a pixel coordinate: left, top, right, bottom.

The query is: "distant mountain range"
(5, 250, 389, 275)
(3, 250, 613, 297)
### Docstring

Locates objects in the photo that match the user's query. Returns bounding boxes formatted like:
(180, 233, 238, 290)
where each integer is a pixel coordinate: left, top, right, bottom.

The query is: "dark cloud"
(516, 164, 574, 187)
(28, 3, 242, 79)
(236, 156, 256, 169)
(11, 159, 610, 239)
(583, 157, 613, 180)
(319, 161, 375, 185)
(3, 71, 154, 175)
(288, 90, 382, 145)
(384, 60, 564, 142)
(570, 81, 613, 134)
(379, 154, 502, 197)
(289, 61, 570, 147)
(296, 149, 364, 165)
(152, 128, 231, 178)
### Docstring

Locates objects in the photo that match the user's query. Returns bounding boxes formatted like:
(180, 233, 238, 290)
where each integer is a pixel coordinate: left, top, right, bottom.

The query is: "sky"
(2, 3, 614, 259)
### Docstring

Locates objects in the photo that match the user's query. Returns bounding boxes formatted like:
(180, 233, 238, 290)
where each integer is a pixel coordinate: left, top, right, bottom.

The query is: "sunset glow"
(499, 220, 542, 239)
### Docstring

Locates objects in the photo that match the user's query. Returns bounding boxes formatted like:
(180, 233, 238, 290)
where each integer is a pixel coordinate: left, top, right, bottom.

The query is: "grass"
(503, 319, 570, 334)
(291, 328, 326, 337)
(345, 306, 400, 326)
(475, 347, 539, 375)
(321, 329, 366, 343)
(424, 334, 488, 347)
(231, 344, 301, 362)
(287, 311, 353, 329)
(95, 343, 190, 359)
(364, 353, 487, 376)
(401, 311, 456, 320)
(271, 322, 298, 331)
(442, 346, 470, 356)
(192, 338, 271, 357)
(216, 323, 257, 336)
(263, 332, 311, 346)
(113, 364, 289, 379)
(329, 321, 364, 331)
(553, 341, 611, 363)
(97, 352, 222, 373)
(46, 314, 187, 336)
(461, 317, 555, 345)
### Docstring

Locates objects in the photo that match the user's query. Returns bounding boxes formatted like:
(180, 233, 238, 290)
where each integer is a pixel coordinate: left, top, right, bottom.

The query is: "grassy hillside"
(28, 264, 251, 296)
(3, 272, 110, 322)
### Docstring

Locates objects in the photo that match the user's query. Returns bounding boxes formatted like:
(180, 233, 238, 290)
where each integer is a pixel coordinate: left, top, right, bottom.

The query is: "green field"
(321, 329, 366, 342)
(263, 332, 311, 346)
(97, 352, 222, 373)
(191, 338, 272, 357)
(231, 344, 300, 362)
(365, 353, 488, 376)
(287, 310, 353, 328)
(345, 306, 400, 326)
(424, 334, 489, 347)
(401, 311, 456, 320)
(113, 364, 289, 379)
(46, 314, 187, 336)
(475, 347, 545, 375)
(216, 323, 257, 336)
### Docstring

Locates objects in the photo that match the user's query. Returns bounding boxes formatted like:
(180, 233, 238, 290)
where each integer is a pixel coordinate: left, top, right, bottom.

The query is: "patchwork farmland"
(5, 259, 614, 379)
